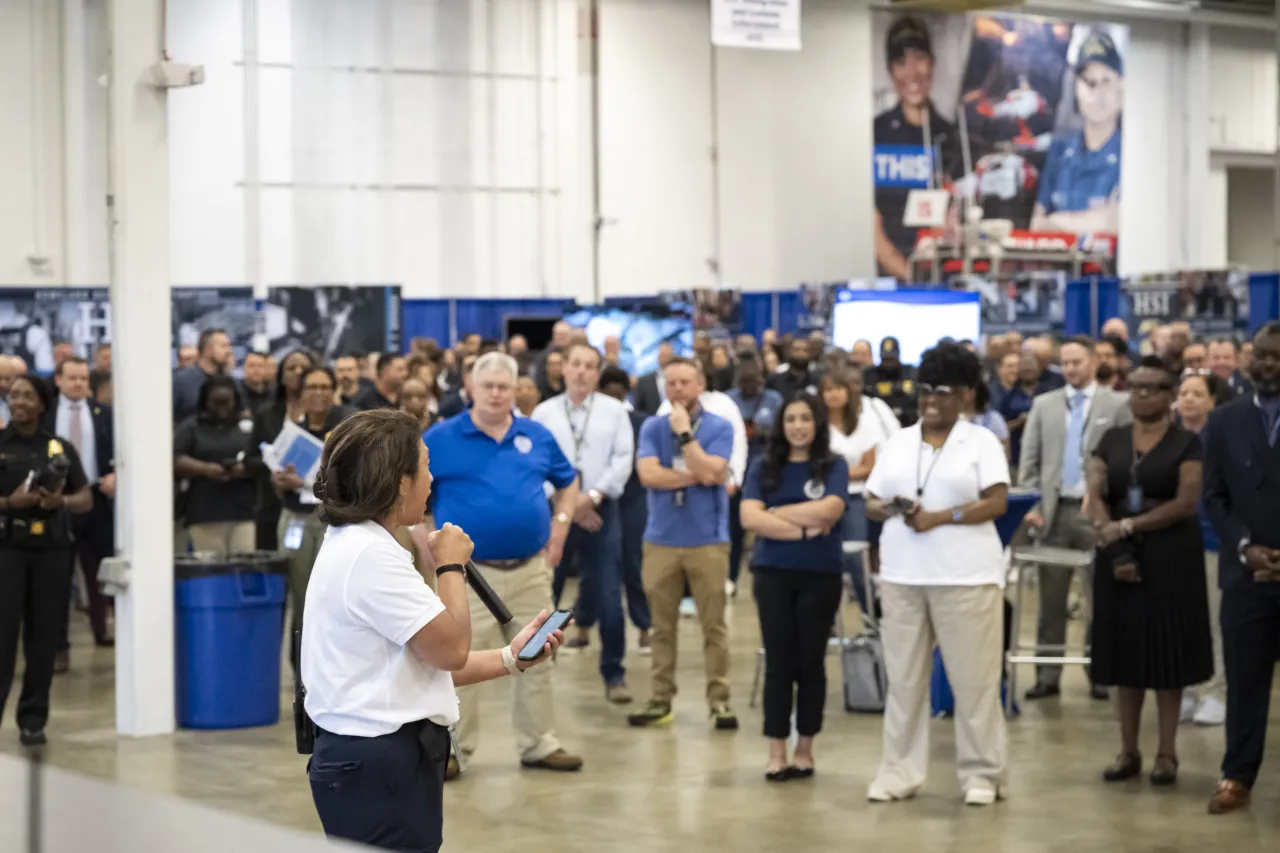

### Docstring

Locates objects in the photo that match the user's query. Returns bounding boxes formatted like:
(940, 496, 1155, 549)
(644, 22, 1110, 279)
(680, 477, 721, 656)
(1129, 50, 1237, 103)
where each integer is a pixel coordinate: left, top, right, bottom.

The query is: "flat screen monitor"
(563, 307, 693, 376)
(831, 289, 981, 366)
(504, 316, 561, 352)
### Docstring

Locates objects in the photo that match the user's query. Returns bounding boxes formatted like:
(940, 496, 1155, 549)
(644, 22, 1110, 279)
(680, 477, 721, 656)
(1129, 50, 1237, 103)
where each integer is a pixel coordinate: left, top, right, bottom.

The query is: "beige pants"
(1196, 551, 1226, 701)
(277, 508, 328, 637)
(641, 542, 731, 705)
(456, 555, 562, 763)
(187, 521, 256, 553)
(874, 582, 1008, 796)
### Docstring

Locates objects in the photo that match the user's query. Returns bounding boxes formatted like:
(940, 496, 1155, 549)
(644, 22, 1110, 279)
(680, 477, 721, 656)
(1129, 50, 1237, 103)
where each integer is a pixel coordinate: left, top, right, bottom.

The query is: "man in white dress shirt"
(533, 343, 635, 702)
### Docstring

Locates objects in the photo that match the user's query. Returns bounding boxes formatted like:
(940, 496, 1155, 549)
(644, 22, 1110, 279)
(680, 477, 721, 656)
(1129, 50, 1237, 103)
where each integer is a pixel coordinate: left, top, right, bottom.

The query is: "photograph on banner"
(264, 286, 402, 361)
(958, 270, 1065, 334)
(564, 305, 694, 377)
(1121, 269, 1250, 337)
(0, 288, 111, 372)
(871, 11, 1126, 282)
(171, 287, 258, 366)
(660, 289, 742, 339)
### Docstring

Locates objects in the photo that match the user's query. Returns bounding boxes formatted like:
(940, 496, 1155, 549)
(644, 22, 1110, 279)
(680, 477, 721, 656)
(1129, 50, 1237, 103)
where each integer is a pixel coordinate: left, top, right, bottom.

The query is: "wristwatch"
(1238, 536, 1251, 563)
(588, 489, 603, 507)
(951, 508, 964, 524)
(436, 563, 466, 578)
(554, 511, 571, 525)
(677, 431, 694, 446)
(1120, 518, 1135, 538)
(501, 644, 523, 677)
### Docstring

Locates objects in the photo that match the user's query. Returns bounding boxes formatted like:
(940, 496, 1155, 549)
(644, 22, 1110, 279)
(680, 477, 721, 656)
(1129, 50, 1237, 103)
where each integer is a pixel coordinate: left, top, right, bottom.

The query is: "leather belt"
(477, 557, 535, 571)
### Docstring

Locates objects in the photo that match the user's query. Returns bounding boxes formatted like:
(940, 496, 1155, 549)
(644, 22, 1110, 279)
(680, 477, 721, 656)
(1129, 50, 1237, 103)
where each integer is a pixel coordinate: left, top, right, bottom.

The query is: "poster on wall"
(711, 0, 801, 51)
(564, 305, 693, 377)
(171, 287, 258, 365)
(264, 286, 402, 361)
(871, 11, 1127, 282)
(660, 289, 742, 340)
(1121, 269, 1250, 337)
(0, 288, 110, 372)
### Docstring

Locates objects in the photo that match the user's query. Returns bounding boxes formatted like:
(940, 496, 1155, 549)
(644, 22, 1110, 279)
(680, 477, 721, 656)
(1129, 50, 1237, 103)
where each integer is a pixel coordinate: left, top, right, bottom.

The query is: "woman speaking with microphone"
(302, 408, 564, 853)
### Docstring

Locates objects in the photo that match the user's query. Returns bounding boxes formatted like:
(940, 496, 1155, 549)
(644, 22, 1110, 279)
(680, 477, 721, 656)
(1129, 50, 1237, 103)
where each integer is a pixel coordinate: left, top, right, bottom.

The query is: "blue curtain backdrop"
(1249, 273, 1279, 334)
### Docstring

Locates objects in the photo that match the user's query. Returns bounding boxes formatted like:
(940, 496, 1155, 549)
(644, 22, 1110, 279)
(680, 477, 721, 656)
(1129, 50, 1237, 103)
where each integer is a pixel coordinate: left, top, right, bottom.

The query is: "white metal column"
(107, 0, 175, 737)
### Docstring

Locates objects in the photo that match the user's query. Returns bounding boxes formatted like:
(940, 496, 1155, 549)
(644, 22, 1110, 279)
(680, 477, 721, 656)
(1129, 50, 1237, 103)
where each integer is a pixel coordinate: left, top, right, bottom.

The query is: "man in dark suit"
(1202, 321, 1280, 815)
(599, 365, 651, 651)
(631, 342, 674, 416)
(49, 357, 116, 651)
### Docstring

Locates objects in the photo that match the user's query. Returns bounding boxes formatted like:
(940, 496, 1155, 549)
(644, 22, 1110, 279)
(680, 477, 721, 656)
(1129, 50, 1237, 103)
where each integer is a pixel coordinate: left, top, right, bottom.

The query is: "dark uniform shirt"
(174, 415, 257, 524)
(873, 102, 964, 270)
(767, 368, 817, 402)
(863, 364, 919, 426)
(0, 428, 88, 551)
(352, 385, 396, 412)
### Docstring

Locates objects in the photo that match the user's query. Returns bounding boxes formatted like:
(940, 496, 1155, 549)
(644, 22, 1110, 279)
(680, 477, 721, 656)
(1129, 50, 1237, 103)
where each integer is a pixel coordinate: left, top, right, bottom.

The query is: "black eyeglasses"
(917, 384, 955, 397)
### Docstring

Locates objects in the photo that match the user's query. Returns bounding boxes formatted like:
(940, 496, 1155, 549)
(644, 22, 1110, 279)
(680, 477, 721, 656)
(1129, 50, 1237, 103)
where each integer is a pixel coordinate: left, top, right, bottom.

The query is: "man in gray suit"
(1018, 335, 1132, 700)
(632, 342, 674, 416)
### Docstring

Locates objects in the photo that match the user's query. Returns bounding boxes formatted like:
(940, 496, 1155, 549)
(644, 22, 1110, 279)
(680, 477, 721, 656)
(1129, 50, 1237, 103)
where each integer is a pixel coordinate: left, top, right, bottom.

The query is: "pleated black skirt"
(1091, 520, 1214, 690)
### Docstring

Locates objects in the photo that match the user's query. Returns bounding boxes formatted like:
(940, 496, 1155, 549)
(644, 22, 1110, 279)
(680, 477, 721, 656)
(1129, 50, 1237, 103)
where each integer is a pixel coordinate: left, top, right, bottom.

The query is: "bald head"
(1101, 317, 1128, 341)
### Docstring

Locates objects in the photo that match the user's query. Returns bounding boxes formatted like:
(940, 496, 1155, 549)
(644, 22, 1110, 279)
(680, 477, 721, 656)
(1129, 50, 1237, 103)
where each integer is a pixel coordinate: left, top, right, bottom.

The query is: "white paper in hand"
(262, 420, 326, 489)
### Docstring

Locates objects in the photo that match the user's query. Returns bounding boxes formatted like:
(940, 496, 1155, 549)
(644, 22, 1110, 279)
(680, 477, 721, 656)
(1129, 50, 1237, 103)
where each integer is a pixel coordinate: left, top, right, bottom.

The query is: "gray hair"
(472, 351, 519, 383)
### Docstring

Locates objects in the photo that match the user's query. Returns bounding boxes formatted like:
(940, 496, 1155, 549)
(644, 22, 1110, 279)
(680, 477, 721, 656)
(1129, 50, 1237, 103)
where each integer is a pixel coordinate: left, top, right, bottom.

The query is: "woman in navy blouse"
(741, 394, 848, 782)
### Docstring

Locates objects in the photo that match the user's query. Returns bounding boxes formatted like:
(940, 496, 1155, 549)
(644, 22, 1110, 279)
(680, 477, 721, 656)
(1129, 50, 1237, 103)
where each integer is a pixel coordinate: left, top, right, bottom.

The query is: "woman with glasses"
(270, 366, 351, 645)
(1087, 357, 1212, 785)
(865, 342, 1010, 806)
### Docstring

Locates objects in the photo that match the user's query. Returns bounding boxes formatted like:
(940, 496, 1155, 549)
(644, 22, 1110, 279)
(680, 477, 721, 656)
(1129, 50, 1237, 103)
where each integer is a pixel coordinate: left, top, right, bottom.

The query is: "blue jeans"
(557, 500, 627, 686)
(841, 495, 870, 614)
(618, 491, 652, 630)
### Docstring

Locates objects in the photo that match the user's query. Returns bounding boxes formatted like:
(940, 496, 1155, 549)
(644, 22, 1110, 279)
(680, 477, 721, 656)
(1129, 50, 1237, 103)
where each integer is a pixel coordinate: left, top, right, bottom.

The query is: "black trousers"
(754, 567, 843, 740)
(0, 547, 74, 732)
(1221, 589, 1280, 788)
(728, 492, 746, 584)
(310, 720, 449, 853)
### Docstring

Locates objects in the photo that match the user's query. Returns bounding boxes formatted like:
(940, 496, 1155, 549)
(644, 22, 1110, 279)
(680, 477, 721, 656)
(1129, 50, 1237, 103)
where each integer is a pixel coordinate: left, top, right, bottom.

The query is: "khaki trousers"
(187, 521, 256, 553)
(641, 542, 731, 705)
(456, 555, 562, 763)
(874, 582, 1007, 795)
(277, 508, 328, 637)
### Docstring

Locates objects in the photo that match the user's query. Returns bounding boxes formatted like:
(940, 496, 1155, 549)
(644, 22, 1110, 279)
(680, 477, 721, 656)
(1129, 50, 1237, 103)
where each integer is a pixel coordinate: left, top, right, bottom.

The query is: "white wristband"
(501, 644, 523, 677)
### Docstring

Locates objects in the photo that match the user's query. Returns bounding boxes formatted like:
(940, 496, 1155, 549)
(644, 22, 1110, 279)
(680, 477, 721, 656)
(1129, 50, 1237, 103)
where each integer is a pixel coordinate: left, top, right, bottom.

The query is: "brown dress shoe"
(1208, 779, 1250, 814)
(521, 748, 583, 772)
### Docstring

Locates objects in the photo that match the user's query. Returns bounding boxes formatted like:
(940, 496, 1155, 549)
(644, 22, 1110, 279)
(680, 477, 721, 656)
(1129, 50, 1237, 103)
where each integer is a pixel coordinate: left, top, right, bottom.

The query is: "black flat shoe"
(787, 766, 815, 779)
(1150, 754, 1178, 786)
(765, 768, 790, 783)
(19, 729, 46, 747)
(1090, 684, 1110, 701)
(1024, 683, 1061, 700)
(1103, 751, 1142, 782)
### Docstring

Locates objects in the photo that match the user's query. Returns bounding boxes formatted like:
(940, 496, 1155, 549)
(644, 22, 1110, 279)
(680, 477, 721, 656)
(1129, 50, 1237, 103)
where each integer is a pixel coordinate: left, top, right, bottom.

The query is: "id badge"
(1125, 484, 1144, 515)
(672, 456, 688, 472)
(283, 519, 306, 550)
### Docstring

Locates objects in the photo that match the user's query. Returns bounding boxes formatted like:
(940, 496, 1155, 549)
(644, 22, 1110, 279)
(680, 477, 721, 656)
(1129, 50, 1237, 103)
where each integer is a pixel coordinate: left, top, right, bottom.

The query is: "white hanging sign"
(711, 0, 801, 52)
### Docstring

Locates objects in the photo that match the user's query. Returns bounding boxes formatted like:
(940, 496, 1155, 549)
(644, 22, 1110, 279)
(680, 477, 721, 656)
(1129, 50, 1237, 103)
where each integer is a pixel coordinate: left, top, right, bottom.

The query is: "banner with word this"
(712, 0, 801, 51)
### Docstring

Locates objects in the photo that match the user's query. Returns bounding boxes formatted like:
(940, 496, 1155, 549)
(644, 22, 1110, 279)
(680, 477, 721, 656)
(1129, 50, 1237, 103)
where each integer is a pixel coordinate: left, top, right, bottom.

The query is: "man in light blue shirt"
(628, 357, 738, 730)
(533, 343, 635, 701)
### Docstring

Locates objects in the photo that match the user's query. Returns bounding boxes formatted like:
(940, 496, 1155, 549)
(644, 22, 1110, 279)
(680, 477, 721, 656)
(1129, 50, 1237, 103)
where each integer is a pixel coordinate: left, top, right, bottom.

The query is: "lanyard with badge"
(1126, 430, 1160, 515)
(915, 428, 953, 500)
(564, 394, 594, 479)
(672, 416, 702, 508)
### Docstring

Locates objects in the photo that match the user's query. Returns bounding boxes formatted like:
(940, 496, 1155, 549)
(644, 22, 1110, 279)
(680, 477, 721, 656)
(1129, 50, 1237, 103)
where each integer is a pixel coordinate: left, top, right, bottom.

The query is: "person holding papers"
(251, 365, 351, 646)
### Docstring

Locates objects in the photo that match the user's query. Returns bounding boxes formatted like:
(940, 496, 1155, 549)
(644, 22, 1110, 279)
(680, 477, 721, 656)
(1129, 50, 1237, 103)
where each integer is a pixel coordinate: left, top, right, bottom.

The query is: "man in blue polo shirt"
(627, 356, 738, 730)
(424, 351, 583, 775)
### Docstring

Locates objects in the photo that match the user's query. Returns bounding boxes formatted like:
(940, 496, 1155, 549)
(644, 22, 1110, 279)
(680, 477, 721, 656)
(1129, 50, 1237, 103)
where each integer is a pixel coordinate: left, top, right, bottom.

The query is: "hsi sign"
(1129, 289, 1174, 318)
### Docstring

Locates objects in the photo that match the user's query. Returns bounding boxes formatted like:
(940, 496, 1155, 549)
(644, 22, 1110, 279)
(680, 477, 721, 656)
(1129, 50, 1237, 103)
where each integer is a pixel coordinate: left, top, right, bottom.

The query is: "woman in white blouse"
(822, 368, 900, 607)
(302, 409, 564, 852)
(864, 343, 1010, 807)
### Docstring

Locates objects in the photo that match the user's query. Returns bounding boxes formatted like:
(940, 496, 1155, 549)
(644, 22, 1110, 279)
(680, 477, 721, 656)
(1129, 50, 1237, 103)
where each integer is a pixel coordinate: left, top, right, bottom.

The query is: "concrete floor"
(3, 586, 1279, 853)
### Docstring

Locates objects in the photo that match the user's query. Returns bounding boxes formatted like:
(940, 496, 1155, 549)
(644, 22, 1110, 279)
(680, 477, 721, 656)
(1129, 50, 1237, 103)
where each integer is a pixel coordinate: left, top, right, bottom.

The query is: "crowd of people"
(0, 313, 1277, 817)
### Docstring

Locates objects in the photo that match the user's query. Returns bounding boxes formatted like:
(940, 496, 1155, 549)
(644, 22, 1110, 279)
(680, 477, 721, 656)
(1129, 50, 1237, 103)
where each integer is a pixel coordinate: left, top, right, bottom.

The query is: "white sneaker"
(1193, 695, 1226, 726)
(964, 783, 999, 806)
(679, 597, 697, 618)
(725, 579, 736, 598)
(1180, 691, 1198, 723)
(867, 781, 918, 803)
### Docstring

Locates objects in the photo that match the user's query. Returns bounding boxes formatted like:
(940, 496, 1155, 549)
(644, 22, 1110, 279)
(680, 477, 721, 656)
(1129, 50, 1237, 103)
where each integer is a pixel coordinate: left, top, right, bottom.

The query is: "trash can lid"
(175, 550, 292, 579)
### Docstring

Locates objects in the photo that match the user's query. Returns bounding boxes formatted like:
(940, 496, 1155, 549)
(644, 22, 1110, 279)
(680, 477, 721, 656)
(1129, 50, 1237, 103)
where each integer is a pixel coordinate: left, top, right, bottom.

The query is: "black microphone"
(464, 560, 513, 626)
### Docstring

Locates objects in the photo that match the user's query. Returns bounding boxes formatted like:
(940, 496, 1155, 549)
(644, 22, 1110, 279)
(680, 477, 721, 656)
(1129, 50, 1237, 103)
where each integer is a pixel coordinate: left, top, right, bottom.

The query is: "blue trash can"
(175, 552, 289, 730)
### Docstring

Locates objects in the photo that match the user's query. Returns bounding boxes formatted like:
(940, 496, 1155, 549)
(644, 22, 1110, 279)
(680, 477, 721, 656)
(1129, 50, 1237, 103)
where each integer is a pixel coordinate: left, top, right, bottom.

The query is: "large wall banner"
(871, 11, 1127, 282)
(0, 288, 110, 371)
(264, 286, 402, 361)
(171, 287, 258, 364)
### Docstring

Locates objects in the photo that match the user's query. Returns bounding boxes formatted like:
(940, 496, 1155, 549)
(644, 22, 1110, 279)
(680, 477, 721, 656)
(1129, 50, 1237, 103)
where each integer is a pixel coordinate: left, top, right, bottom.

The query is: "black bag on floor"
(843, 631, 887, 713)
